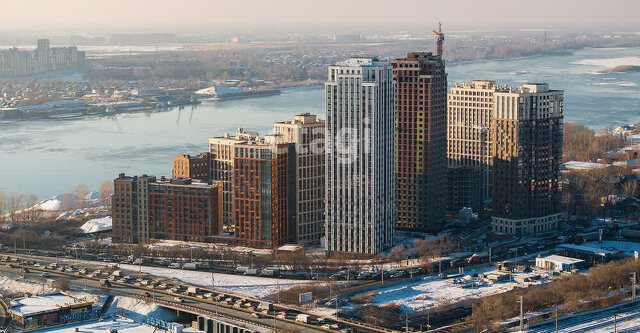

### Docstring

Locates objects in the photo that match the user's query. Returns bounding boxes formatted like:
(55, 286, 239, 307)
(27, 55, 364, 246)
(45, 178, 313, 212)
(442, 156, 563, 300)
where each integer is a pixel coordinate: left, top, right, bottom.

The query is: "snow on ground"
(0, 276, 55, 296)
(79, 216, 112, 233)
(117, 263, 310, 298)
(357, 266, 548, 312)
(37, 194, 78, 211)
(104, 296, 177, 323)
(582, 240, 640, 257)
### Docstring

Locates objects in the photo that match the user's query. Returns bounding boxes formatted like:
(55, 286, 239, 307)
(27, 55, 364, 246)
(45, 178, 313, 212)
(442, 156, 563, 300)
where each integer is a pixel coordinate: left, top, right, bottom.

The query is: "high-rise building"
(274, 113, 325, 245)
(233, 135, 295, 249)
(491, 83, 563, 235)
(173, 153, 211, 181)
(112, 174, 223, 244)
(391, 52, 448, 231)
(209, 129, 260, 229)
(447, 80, 501, 212)
(0, 39, 85, 78)
(325, 58, 395, 254)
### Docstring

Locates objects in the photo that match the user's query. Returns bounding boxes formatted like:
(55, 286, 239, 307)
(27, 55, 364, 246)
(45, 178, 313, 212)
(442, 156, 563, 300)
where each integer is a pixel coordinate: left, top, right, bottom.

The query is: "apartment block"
(325, 58, 395, 254)
(112, 173, 222, 244)
(274, 113, 325, 245)
(209, 129, 260, 229)
(491, 83, 564, 235)
(233, 135, 295, 249)
(391, 52, 448, 231)
(447, 80, 501, 212)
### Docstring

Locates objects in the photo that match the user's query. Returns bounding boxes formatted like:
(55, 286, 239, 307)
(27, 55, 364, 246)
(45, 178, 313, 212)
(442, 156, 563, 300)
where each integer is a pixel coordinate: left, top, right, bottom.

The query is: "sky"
(1, 0, 639, 34)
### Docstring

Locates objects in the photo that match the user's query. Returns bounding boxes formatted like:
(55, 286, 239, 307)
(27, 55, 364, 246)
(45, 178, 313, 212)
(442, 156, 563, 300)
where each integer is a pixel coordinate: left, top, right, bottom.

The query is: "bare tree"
(8, 194, 25, 223)
(71, 184, 89, 209)
(621, 180, 638, 197)
(0, 192, 6, 223)
(99, 180, 114, 206)
(24, 194, 43, 224)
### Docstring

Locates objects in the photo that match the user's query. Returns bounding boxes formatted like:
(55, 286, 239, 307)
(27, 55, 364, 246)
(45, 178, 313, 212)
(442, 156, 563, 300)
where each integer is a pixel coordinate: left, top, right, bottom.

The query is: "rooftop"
(538, 254, 585, 265)
(31, 317, 189, 333)
(8, 292, 90, 317)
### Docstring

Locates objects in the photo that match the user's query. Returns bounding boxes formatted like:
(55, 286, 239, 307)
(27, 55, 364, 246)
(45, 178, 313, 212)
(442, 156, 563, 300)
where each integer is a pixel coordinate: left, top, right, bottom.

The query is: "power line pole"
(632, 272, 637, 302)
(614, 313, 617, 333)
(555, 306, 558, 333)
(405, 314, 409, 333)
(519, 295, 524, 331)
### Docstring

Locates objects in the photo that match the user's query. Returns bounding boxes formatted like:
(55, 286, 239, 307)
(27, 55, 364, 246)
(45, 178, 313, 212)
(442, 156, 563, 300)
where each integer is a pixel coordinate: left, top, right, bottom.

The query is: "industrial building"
(391, 52, 448, 232)
(325, 57, 396, 254)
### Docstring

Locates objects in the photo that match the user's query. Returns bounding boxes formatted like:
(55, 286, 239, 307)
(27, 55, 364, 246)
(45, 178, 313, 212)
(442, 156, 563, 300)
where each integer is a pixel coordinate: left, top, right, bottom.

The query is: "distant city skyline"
(1, 0, 639, 34)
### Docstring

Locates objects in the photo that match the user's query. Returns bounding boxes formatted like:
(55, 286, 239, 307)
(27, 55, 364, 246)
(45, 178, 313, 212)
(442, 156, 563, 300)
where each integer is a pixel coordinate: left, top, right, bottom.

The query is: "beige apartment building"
(273, 113, 325, 245)
(447, 80, 502, 212)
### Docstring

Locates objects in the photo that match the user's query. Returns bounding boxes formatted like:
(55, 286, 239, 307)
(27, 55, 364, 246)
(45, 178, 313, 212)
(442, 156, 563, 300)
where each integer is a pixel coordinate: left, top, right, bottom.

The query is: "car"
(251, 313, 260, 318)
(41, 272, 50, 278)
(141, 291, 151, 297)
(173, 297, 184, 303)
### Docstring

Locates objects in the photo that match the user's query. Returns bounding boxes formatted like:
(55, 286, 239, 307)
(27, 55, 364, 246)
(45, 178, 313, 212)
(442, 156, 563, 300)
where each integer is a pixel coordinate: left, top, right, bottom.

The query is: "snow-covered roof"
(31, 317, 165, 333)
(557, 243, 615, 256)
(536, 254, 584, 265)
(564, 161, 610, 170)
(9, 292, 90, 317)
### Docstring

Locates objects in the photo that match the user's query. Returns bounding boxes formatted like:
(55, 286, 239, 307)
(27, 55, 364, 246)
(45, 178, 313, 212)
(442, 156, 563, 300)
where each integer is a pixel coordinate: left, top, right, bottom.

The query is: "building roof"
(8, 292, 90, 317)
(557, 243, 615, 257)
(31, 317, 182, 333)
(564, 161, 610, 170)
(537, 254, 584, 265)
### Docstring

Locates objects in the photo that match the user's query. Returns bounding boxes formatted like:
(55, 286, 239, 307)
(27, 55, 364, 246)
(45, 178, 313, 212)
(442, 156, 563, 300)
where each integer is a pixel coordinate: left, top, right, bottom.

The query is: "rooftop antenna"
(432, 22, 445, 57)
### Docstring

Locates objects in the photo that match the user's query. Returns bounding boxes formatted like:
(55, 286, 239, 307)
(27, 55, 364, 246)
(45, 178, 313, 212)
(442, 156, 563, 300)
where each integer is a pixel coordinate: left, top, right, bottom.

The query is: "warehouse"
(7, 292, 95, 329)
(535, 255, 585, 272)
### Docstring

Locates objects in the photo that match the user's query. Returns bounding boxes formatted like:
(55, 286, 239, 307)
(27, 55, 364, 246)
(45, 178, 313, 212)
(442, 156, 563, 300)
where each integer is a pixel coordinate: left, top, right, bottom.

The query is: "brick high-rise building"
(209, 129, 260, 229)
(447, 80, 501, 212)
(172, 153, 211, 181)
(391, 52, 447, 232)
(325, 58, 395, 254)
(274, 113, 325, 245)
(112, 173, 223, 244)
(233, 135, 295, 249)
(491, 83, 563, 235)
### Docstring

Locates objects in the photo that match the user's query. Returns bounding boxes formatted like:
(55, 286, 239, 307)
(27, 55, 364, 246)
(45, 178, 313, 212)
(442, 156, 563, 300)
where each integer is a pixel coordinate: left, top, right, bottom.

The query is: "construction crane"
(432, 22, 444, 57)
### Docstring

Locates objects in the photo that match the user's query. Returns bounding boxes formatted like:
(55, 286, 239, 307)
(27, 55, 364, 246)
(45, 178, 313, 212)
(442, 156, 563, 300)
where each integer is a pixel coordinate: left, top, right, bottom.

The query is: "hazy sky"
(2, 0, 639, 33)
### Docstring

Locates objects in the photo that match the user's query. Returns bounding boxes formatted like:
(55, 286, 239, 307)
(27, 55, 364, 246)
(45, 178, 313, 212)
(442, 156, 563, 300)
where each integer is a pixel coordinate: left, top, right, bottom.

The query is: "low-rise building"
(7, 292, 96, 329)
(535, 254, 585, 272)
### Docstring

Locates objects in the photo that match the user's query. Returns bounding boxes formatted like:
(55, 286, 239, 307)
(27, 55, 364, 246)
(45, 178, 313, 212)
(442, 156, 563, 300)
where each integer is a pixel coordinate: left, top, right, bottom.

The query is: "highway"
(0, 253, 399, 333)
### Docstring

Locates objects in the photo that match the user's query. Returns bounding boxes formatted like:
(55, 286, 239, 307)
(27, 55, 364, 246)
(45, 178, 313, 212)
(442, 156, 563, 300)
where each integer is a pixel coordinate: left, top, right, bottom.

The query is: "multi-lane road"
(0, 253, 399, 333)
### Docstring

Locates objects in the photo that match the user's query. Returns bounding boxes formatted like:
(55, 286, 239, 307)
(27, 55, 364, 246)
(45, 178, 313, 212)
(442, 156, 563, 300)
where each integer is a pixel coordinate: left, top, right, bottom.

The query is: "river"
(1, 47, 639, 199)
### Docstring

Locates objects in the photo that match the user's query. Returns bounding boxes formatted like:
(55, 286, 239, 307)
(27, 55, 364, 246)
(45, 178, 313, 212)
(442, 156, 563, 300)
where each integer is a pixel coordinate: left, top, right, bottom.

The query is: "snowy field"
(354, 266, 548, 312)
(582, 240, 640, 257)
(117, 263, 310, 298)
(0, 275, 55, 296)
(104, 296, 177, 323)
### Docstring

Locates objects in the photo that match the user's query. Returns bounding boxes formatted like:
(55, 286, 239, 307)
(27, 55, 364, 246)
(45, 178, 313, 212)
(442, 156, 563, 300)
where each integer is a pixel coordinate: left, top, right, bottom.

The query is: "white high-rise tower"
(324, 58, 395, 254)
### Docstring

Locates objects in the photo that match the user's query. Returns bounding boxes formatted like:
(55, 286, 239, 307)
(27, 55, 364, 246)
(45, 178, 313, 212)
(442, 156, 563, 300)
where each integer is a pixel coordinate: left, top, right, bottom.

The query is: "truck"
(168, 262, 183, 269)
(258, 301, 273, 312)
(296, 314, 310, 323)
(244, 268, 259, 276)
(186, 286, 200, 295)
(112, 270, 123, 278)
(183, 262, 202, 270)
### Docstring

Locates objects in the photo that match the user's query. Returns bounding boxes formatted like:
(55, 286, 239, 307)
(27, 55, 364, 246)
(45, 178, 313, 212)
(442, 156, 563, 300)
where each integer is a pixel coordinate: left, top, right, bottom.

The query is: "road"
(0, 254, 399, 333)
